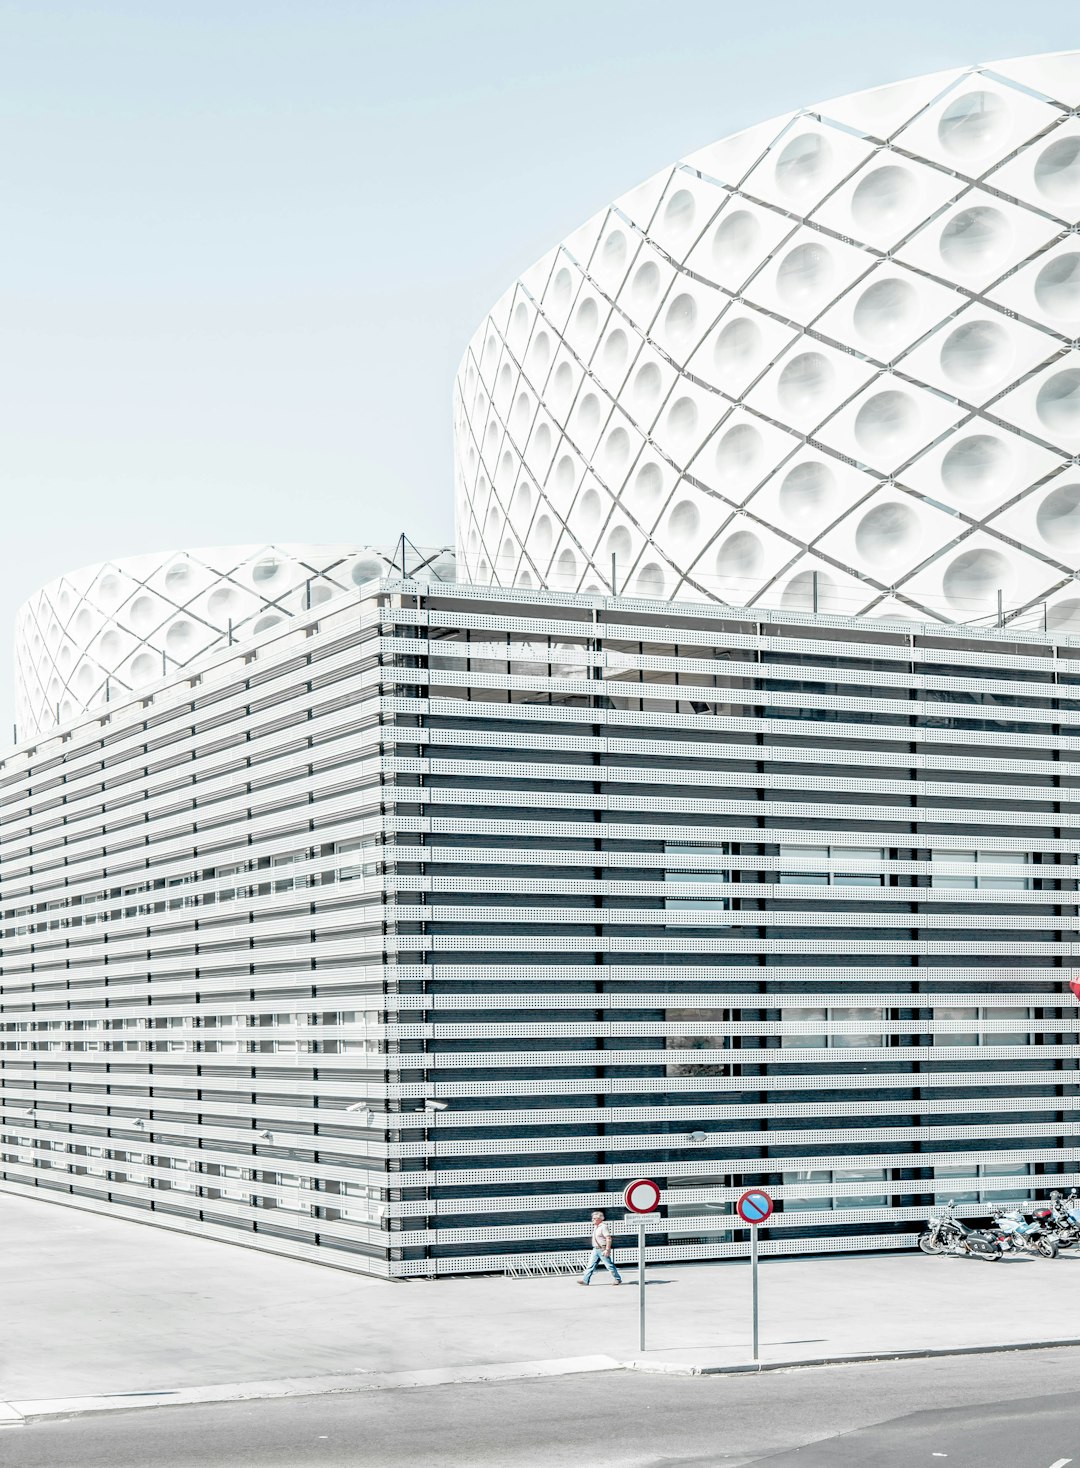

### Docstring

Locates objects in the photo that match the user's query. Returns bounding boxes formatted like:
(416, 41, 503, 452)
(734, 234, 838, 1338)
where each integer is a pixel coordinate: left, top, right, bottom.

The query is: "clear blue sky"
(1, 0, 1078, 735)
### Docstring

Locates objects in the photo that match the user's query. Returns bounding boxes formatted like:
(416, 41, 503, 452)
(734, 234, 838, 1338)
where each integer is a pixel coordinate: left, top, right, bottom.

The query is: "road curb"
(625, 1335, 1080, 1376)
(7, 1336, 1080, 1424)
(0, 1354, 623, 1425)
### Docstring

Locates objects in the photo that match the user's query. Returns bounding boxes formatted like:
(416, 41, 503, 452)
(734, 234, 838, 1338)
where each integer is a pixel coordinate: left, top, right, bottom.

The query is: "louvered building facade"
(1, 578, 1077, 1277)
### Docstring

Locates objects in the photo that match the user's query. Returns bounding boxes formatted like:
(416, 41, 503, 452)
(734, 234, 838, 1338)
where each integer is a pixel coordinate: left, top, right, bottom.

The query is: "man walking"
(578, 1210, 622, 1285)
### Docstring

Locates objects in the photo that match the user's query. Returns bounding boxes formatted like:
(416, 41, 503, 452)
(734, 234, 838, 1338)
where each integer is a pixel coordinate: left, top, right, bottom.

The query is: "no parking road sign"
(735, 1190, 773, 1362)
(736, 1189, 774, 1225)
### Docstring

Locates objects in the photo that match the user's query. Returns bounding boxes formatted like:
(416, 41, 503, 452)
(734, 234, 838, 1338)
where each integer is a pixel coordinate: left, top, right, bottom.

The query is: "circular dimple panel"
(854, 500, 920, 567)
(716, 529, 764, 585)
(776, 243, 834, 305)
(1047, 596, 1080, 632)
(578, 392, 601, 433)
(666, 395, 699, 447)
(1036, 369, 1080, 435)
(938, 319, 1013, 388)
(551, 267, 573, 308)
(253, 554, 286, 587)
(530, 331, 551, 374)
(778, 460, 836, 525)
(777, 352, 835, 414)
(712, 210, 760, 272)
(551, 361, 574, 408)
(850, 164, 917, 231)
(254, 614, 283, 635)
(577, 487, 603, 530)
(714, 423, 763, 488)
(129, 651, 157, 686)
(533, 514, 553, 556)
(1036, 481, 1080, 549)
(556, 547, 578, 585)
(553, 454, 577, 499)
(636, 561, 665, 597)
(942, 546, 1014, 612)
(1035, 136, 1080, 207)
(512, 480, 533, 519)
(601, 229, 627, 273)
(774, 131, 832, 197)
(854, 389, 918, 456)
(664, 293, 699, 349)
(852, 277, 918, 349)
(940, 434, 1013, 500)
(664, 188, 696, 235)
(128, 595, 156, 631)
(937, 90, 1010, 157)
(631, 261, 661, 310)
(607, 525, 633, 560)
(713, 317, 763, 375)
(668, 498, 701, 548)
(602, 328, 629, 374)
(97, 574, 122, 609)
(782, 568, 835, 612)
(166, 619, 196, 655)
(602, 427, 631, 475)
(629, 462, 665, 518)
(631, 362, 663, 414)
(939, 207, 1012, 272)
(1035, 253, 1080, 321)
(99, 629, 122, 659)
(165, 560, 192, 596)
(575, 297, 599, 335)
(350, 554, 384, 584)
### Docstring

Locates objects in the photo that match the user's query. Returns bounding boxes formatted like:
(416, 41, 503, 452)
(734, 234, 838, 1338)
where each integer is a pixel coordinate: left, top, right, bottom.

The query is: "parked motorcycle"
(1032, 1190, 1080, 1251)
(992, 1205, 1058, 1258)
(918, 1200, 1001, 1260)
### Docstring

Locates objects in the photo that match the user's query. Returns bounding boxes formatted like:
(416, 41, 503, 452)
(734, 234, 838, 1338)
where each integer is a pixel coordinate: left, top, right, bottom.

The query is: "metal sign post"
(637, 1213, 646, 1352)
(624, 1178, 661, 1354)
(736, 1189, 774, 1363)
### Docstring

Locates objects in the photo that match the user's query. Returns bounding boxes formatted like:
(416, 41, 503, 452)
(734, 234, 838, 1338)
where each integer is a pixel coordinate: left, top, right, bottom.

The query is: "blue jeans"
(582, 1247, 622, 1283)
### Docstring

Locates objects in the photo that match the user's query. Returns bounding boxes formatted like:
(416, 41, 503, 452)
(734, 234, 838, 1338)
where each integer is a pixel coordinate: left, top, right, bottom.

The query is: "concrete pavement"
(4, 1192, 1080, 1423)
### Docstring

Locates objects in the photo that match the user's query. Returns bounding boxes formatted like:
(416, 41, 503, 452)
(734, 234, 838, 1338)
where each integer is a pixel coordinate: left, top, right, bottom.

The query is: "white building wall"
(454, 50, 1080, 631)
(1, 579, 1078, 1277)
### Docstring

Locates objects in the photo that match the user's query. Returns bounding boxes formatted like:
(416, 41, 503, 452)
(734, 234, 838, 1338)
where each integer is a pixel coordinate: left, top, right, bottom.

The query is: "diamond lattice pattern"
(453, 51, 1080, 634)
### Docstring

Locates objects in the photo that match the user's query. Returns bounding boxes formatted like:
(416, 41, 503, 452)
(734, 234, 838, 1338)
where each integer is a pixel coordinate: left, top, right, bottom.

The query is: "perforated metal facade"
(1, 579, 1078, 1277)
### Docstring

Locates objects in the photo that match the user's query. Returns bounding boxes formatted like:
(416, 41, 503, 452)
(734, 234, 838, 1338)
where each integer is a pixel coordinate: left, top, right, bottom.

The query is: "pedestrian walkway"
(3, 1192, 1080, 1422)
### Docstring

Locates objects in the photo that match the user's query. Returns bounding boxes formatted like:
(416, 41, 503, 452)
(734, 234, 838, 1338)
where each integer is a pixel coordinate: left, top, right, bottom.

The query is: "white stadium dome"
(14, 541, 455, 738)
(454, 50, 1080, 630)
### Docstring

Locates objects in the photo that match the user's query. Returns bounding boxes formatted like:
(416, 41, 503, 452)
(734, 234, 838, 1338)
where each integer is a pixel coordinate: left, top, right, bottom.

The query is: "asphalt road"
(4, 1348, 1079, 1468)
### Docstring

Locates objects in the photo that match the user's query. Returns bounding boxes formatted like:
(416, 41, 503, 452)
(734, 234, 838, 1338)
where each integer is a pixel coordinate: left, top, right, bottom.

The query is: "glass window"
(780, 1008, 827, 1048)
(933, 1006, 979, 1046)
(783, 1168, 831, 1212)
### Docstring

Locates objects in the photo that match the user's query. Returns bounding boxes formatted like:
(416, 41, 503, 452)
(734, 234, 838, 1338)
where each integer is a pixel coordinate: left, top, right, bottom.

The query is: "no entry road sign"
(736, 1189, 774, 1225)
(624, 1178, 661, 1215)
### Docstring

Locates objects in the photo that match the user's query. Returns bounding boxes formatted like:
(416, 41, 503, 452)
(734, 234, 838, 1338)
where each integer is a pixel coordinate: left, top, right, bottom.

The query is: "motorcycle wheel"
(967, 1235, 1002, 1261)
(917, 1232, 940, 1255)
(1037, 1237, 1059, 1259)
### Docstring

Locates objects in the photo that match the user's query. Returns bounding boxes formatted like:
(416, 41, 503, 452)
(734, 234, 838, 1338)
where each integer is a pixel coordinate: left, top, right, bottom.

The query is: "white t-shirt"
(592, 1220, 610, 1250)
